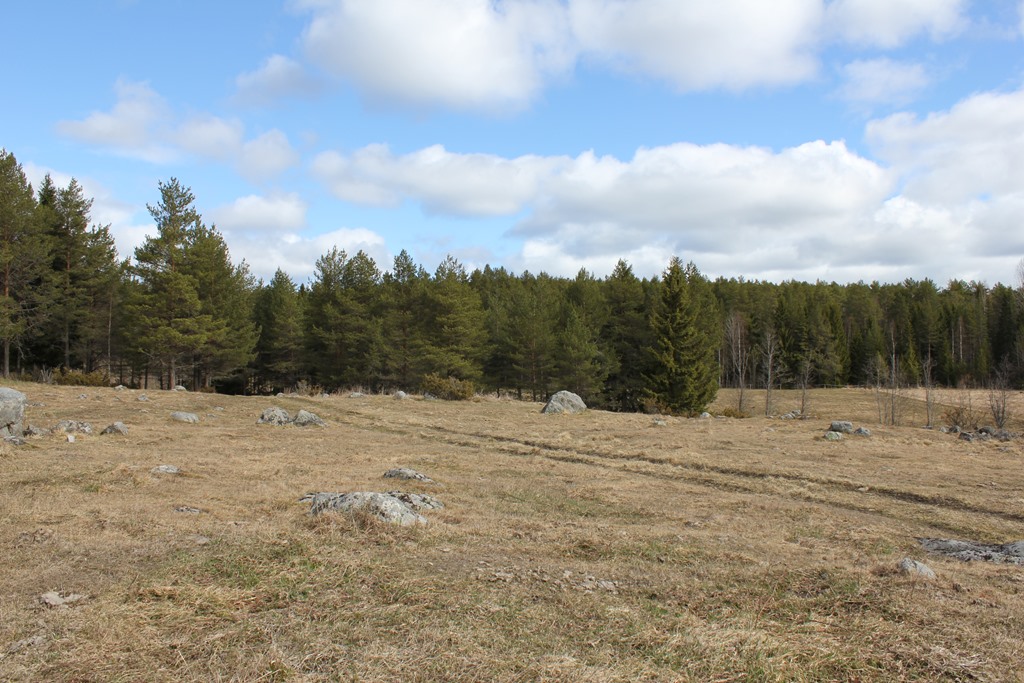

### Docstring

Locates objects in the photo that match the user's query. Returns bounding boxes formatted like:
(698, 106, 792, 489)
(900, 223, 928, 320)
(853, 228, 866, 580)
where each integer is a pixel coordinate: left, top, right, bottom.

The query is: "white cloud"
(210, 193, 308, 233)
(866, 88, 1024, 203)
(232, 226, 390, 283)
(56, 79, 177, 163)
(825, 0, 967, 48)
(837, 58, 929, 106)
(300, 0, 572, 111)
(239, 130, 301, 181)
(311, 144, 568, 215)
(235, 54, 321, 105)
(57, 81, 299, 180)
(569, 0, 822, 91)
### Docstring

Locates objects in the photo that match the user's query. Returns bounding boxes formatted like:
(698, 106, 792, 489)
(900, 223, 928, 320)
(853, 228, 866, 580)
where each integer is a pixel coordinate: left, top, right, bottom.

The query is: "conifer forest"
(2, 149, 1021, 415)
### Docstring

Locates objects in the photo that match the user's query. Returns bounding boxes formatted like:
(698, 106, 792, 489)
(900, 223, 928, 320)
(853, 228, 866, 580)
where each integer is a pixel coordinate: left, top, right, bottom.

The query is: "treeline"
(2, 150, 1022, 414)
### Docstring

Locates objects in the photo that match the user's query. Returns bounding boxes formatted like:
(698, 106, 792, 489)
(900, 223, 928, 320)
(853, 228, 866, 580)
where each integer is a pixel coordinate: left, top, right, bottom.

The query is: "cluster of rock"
(917, 537, 1024, 565)
(302, 467, 442, 526)
(938, 425, 1015, 443)
(823, 421, 871, 441)
(256, 407, 326, 427)
(542, 390, 586, 415)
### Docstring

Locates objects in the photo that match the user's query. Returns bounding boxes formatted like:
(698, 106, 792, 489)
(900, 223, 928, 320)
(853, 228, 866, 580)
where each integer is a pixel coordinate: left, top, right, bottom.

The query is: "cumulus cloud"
(866, 88, 1024, 203)
(57, 81, 299, 179)
(836, 58, 929, 106)
(569, 0, 822, 90)
(209, 193, 308, 233)
(56, 79, 177, 163)
(300, 0, 572, 111)
(234, 54, 321, 105)
(825, 0, 967, 47)
(231, 226, 390, 283)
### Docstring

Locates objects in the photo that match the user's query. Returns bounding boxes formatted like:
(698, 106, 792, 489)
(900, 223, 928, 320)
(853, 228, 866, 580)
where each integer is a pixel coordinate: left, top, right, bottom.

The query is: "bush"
(52, 367, 111, 387)
(419, 373, 476, 400)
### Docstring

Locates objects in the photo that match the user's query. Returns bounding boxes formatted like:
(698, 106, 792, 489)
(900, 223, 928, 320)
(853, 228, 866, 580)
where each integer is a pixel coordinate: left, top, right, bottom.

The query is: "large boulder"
(541, 390, 586, 415)
(292, 409, 326, 427)
(257, 406, 291, 425)
(829, 421, 854, 434)
(0, 387, 27, 439)
(303, 492, 428, 526)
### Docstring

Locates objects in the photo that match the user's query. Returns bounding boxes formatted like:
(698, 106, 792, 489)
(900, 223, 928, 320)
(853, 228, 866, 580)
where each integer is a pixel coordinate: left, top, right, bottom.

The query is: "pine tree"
(380, 250, 428, 389)
(418, 255, 486, 383)
(646, 257, 719, 415)
(0, 150, 51, 377)
(601, 260, 649, 411)
(253, 269, 304, 391)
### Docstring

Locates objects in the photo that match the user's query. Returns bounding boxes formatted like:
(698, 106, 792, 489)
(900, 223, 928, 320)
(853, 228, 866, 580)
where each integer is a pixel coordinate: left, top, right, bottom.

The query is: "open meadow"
(2, 382, 1024, 682)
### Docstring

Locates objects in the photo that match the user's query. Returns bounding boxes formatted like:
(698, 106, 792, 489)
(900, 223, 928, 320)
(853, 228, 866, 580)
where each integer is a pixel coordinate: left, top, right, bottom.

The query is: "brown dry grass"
(2, 382, 1024, 681)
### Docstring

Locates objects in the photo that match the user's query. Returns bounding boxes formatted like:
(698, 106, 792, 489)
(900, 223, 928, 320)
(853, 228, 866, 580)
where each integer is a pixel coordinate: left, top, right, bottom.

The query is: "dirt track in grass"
(2, 382, 1024, 681)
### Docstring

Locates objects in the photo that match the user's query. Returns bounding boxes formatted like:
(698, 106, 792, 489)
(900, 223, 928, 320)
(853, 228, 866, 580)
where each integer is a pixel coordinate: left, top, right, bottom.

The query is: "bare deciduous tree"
(759, 326, 780, 417)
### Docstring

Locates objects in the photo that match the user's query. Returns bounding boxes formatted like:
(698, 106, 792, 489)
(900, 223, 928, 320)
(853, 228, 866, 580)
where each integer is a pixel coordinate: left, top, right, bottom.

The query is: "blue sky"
(4, 0, 1024, 285)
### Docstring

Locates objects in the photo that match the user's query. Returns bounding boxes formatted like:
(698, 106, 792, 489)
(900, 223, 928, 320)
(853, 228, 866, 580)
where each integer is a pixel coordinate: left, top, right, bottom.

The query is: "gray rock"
(4, 435, 26, 446)
(823, 430, 843, 441)
(303, 491, 428, 526)
(101, 422, 129, 435)
(137, 394, 149, 402)
(898, 558, 936, 579)
(0, 387, 27, 439)
(541, 390, 586, 415)
(393, 391, 408, 400)
(151, 464, 180, 475)
(918, 537, 1024, 564)
(113, 384, 126, 391)
(959, 432, 975, 442)
(257, 406, 291, 425)
(6, 635, 45, 653)
(23, 424, 48, 437)
(54, 420, 93, 434)
(175, 506, 202, 514)
(39, 591, 86, 608)
(66, 434, 76, 443)
(699, 412, 712, 419)
(829, 420, 854, 433)
(349, 392, 366, 398)
(386, 491, 444, 510)
(77, 393, 88, 400)
(853, 427, 872, 437)
(293, 409, 326, 427)
(653, 418, 668, 426)
(173, 385, 187, 392)
(383, 467, 434, 483)
(170, 411, 199, 424)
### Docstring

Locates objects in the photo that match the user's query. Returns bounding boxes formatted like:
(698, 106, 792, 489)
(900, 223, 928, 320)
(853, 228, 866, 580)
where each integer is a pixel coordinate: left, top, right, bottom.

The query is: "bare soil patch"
(2, 383, 1023, 681)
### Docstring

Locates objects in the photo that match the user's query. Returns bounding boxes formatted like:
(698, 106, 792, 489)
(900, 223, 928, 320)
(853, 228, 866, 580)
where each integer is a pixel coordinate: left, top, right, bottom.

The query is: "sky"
(3, 0, 1024, 286)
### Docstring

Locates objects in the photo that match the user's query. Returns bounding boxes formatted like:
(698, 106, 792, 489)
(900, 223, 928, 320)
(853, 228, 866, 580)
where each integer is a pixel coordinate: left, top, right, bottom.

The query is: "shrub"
(52, 368, 111, 387)
(420, 373, 476, 400)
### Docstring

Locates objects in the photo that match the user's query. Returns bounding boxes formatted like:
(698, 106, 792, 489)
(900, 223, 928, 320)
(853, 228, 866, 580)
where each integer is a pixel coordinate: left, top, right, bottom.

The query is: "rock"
(170, 412, 199, 424)
(918, 537, 1024, 564)
(23, 424, 48, 438)
(77, 393, 88, 400)
(101, 422, 129, 435)
(257, 406, 291, 425)
(423, 392, 437, 401)
(394, 391, 408, 400)
(823, 430, 843, 441)
(699, 412, 712, 419)
(39, 591, 86, 608)
(853, 427, 872, 437)
(113, 385, 126, 391)
(137, 394, 149, 402)
(829, 421, 854, 433)
(386, 491, 444, 510)
(303, 491, 428, 526)
(898, 558, 936, 579)
(349, 392, 366, 398)
(292, 409, 326, 427)
(653, 418, 667, 426)
(0, 387, 27, 439)
(4, 435, 26, 446)
(66, 434, 76, 443)
(173, 385, 187, 392)
(541, 390, 586, 415)
(6, 635, 45, 653)
(383, 467, 434, 483)
(151, 465, 180, 475)
(959, 432, 975, 442)
(174, 506, 202, 514)
(54, 420, 93, 434)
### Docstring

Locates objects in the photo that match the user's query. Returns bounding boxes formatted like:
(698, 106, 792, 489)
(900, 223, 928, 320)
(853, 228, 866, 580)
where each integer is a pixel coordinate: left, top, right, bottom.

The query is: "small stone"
(394, 391, 408, 400)
(653, 418, 667, 426)
(170, 411, 199, 424)
(349, 392, 366, 398)
(77, 393, 88, 400)
(383, 467, 434, 483)
(824, 430, 843, 441)
(292, 409, 326, 427)
(699, 412, 712, 419)
(898, 558, 936, 579)
(66, 434, 76, 443)
(853, 427, 872, 437)
(39, 591, 86, 608)
(174, 506, 202, 514)
(137, 394, 149, 402)
(151, 465, 181, 475)
(113, 385, 126, 391)
(173, 385, 187, 392)
(101, 422, 129, 435)
(54, 420, 93, 434)
(6, 635, 45, 653)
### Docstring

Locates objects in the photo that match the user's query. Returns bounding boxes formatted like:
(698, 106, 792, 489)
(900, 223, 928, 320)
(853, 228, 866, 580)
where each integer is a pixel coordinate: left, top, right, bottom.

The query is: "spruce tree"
(253, 269, 304, 391)
(646, 257, 719, 415)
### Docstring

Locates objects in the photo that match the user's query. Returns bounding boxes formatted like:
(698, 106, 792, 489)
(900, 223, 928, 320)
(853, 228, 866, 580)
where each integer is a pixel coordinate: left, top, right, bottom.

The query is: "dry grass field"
(2, 382, 1024, 682)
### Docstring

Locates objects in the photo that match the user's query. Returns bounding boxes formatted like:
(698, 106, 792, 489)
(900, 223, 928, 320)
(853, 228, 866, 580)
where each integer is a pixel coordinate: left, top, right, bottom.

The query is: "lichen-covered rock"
(151, 465, 180, 475)
(393, 391, 408, 400)
(170, 412, 199, 424)
(101, 422, 129, 435)
(918, 537, 1024, 564)
(829, 421, 854, 433)
(303, 491, 427, 526)
(136, 394, 149, 402)
(853, 427, 872, 437)
(541, 390, 586, 415)
(54, 420, 93, 434)
(173, 385, 187, 392)
(293, 409, 326, 427)
(257, 407, 291, 425)
(0, 387, 27, 439)
(823, 430, 843, 441)
(386, 491, 444, 511)
(383, 467, 434, 483)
